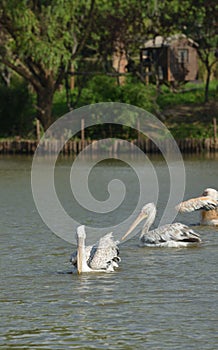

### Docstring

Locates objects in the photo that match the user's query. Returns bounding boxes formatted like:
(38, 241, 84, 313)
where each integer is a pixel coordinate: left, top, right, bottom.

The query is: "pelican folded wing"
(88, 232, 120, 271)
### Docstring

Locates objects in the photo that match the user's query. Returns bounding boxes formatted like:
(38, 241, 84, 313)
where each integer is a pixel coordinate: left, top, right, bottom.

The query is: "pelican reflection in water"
(121, 202, 201, 247)
(176, 188, 218, 226)
(71, 225, 121, 274)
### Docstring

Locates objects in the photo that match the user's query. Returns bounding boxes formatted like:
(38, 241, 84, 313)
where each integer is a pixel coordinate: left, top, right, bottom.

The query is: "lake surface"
(0, 153, 218, 349)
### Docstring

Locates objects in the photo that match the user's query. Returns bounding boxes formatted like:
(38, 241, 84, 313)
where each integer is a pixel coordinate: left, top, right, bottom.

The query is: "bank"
(0, 136, 217, 156)
(0, 99, 217, 155)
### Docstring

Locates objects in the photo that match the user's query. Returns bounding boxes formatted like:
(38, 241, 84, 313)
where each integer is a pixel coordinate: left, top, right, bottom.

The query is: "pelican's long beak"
(77, 243, 82, 274)
(121, 210, 147, 241)
(76, 225, 86, 274)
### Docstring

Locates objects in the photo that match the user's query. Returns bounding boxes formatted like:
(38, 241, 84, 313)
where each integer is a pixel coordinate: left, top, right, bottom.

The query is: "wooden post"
(145, 66, 149, 85)
(70, 62, 75, 90)
(81, 118, 85, 150)
(213, 118, 217, 146)
(36, 119, 40, 142)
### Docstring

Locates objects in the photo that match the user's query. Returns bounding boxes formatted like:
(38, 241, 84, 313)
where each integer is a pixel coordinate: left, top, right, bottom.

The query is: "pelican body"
(176, 188, 218, 226)
(71, 225, 121, 274)
(122, 203, 201, 248)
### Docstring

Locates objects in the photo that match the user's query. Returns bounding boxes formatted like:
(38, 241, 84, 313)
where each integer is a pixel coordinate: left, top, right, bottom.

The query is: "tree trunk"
(204, 66, 211, 103)
(36, 87, 54, 131)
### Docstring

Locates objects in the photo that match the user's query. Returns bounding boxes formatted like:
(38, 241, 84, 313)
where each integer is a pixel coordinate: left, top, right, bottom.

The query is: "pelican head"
(121, 203, 156, 241)
(77, 225, 86, 240)
(202, 188, 218, 200)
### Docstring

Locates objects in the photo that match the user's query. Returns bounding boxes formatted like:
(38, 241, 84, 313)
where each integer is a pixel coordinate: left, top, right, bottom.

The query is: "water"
(0, 154, 218, 349)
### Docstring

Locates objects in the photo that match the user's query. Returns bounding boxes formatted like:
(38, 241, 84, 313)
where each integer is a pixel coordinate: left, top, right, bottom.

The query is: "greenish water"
(0, 154, 217, 349)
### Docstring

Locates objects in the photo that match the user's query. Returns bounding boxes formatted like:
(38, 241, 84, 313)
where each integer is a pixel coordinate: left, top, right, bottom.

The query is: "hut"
(140, 34, 199, 84)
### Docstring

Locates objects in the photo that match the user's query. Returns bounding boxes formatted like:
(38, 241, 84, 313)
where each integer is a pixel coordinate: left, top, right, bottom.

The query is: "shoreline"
(0, 137, 217, 155)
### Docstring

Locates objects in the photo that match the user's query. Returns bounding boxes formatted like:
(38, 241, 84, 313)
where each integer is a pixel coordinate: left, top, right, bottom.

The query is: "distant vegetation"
(1, 76, 217, 140)
(0, 0, 217, 139)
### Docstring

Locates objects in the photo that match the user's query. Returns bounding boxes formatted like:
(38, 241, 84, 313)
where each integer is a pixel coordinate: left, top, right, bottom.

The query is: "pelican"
(121, 203, 201, 247)
(71, 225, 121, 274)
(176, 188, 218, 226)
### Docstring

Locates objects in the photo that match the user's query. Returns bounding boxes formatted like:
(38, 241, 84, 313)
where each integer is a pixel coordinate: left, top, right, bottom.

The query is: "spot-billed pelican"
(176, 188, 218, 226)
(71, 225, 121, 274)
(121, 203, 201, 247)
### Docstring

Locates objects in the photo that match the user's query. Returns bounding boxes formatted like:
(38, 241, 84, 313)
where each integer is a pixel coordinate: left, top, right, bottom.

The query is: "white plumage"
(176, 188, 218, 226)
(71, 225, 120, 274)
(122, 203, 201, 247)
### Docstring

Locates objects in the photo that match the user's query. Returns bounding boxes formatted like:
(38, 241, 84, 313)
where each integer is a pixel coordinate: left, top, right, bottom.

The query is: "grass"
(155, 81, 218, 139)
(157, 81, 217, 109)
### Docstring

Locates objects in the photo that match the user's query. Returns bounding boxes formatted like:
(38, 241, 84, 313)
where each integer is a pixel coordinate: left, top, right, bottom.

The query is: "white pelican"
(71, 225, 121, 274)
(176, 188, 218, 226)
(121, 203, 201, 247)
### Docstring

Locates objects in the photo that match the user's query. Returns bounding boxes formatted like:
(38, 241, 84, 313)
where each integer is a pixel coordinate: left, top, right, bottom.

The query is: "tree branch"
(24, 57, 48, 87)
(0, 56, 42, 90)
(72, 0, 95, 59)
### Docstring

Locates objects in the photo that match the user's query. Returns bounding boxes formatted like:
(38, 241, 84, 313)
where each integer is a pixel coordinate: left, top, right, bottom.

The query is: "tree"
(156, 0, 218, 101)
(0, 0, 95, 130)
(81, 1, 154, 79)
(179, 0, 218, 102)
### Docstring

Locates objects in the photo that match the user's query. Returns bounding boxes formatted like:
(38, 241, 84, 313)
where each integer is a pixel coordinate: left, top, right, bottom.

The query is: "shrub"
(0, 79, 33, 137)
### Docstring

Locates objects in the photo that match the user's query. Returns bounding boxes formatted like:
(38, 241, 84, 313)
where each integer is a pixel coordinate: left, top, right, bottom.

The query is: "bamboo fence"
(0, 137, 217, 155)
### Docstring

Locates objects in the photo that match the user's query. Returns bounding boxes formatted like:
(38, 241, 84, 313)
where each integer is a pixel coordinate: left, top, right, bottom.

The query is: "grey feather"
(70, 232, 120, 271)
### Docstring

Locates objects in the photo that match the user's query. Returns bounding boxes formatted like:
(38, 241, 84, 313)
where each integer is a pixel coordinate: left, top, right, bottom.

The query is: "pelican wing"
(176, 196, 218, 213)
(140, 223, 201, 245)
(88, 232, 120, 270)
(70, 233, 120, 270)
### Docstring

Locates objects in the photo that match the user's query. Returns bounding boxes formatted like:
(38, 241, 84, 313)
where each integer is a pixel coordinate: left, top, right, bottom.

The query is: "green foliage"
(0, 79, 34, 137)
(76, 75, 157, 112)
(120, 81, 157, 113)
(168, 122, 213, 139)
(52, 89, 69, 118)
(0, 0, 95, 128)
(1, 0, 217, 129)
(59, 75, 158, 139)
(0, 0, 217, 135)
(157, 82, 217, 109)
(91, 0, 152, 59)
(0, 76, 217, 139)
(1, 0, 90, 70)
(77, 76, 121, 105)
